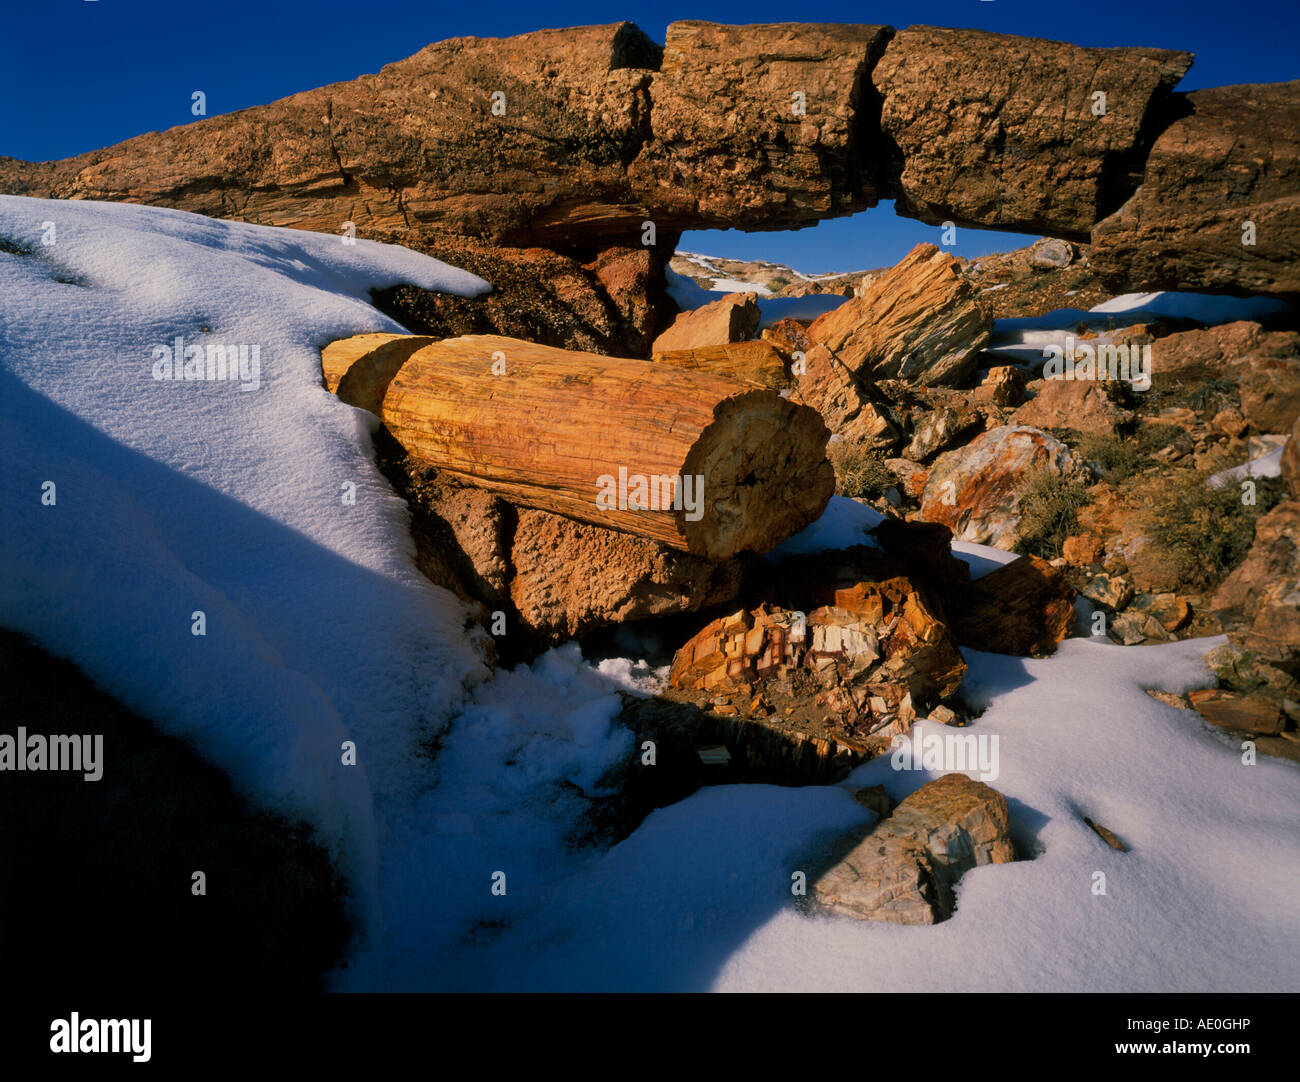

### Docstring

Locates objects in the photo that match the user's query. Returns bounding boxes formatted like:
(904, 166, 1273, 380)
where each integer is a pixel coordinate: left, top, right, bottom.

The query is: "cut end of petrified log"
(684, 390, 834, 559)
(321, 332, 437, 414)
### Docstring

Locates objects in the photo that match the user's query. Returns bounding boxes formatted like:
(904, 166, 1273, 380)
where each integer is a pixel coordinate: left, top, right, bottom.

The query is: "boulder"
(903, 404, 983, 462)
(794, 345, 900, 449)
(946, 555, 1077, 656)
(872, 26, 1192, 239)
(671, 576, 965, 707)
(919, 426, 1082, 549)
(762, 318, 813, 360)
(1150, 322, 1300, 387)
(1091, 81, 1300, 300)
(1237, 354, 1300, 435)
(1188, 689, 1285, 735)
(1128, 592, 1192, 633)
(810, 773, 1016, 925)
(651, 291, 760, 353)
(1284, 417, 1300, 498)
(885, 458, 929, 500)
(402, 474, 745, 644)
(1209, 501, 1300, 708)
(805, 243, 992, 387)
(1013, 378, 1134, 436)
(1029, 238, 1077, 270)
(1062, 532, 1105, 567)
(973, 366, 1028, 408)
(1108, 610, 1170, 644)
(1080, 573, 1135, 611)
(509, 508, 744, 640)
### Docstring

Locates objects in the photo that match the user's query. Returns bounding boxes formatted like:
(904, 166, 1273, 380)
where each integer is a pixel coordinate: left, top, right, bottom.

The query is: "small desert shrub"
(1074, 433, 1146, 482)
(1047, 423, 1183, 484)
(828, 442, 899, 500)
(1076, 426, 1181, 482)
(1015, 469, 1091, 558)
(1141, 472, 1285, 589)
(1185, 377, 1239, 413)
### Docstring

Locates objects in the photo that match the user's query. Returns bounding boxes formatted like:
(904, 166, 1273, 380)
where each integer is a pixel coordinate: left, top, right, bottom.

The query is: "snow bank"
(388, 522, 1299, 991)
(451, 632, 1300, 992)
(0, 195, 491, 925)
(765, 495, 883, 558)
(1092, 291, 1290, 323)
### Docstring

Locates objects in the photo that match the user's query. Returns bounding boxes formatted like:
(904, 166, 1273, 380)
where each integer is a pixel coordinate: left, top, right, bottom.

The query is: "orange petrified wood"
(322, 333, 834, 559)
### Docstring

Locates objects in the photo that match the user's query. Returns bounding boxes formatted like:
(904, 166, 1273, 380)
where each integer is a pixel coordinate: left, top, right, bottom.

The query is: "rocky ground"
(357, 232, 1300, 785)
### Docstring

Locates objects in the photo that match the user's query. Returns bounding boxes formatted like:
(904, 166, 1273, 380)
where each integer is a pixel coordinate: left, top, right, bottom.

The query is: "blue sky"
(2, 1, 1295, 271)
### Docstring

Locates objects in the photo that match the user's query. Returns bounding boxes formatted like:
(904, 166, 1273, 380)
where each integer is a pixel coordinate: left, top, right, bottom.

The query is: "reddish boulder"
(651, 291, 760, 353)
(919, 426, 1082, 549)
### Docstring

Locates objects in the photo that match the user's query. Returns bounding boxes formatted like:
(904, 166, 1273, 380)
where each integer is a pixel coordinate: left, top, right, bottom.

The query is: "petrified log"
(321, 333, 436, 414)
(327, 332, 834, 558)
(650, 341, 787, 388)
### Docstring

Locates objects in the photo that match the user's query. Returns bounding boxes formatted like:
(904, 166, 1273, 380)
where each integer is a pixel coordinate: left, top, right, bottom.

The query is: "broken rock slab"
(945, 555, 1077, 657)
(806, 243, 992, 387)
(810, 773, 1016, 925)
(668, 554, 967, 762)
(1091, 81, 1300, 300)
(872, 26, 1193, 240)
(794, 345, 901, 450)
(651, 291, 760, 354)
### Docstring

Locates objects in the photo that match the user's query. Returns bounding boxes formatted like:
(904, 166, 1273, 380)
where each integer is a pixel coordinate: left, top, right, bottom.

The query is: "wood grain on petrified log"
(650, 341, 788, 389)
(325, 333, 834, 558)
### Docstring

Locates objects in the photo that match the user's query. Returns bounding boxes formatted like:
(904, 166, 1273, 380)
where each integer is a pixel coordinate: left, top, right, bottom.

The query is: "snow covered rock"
(810, 773, 1016, 925)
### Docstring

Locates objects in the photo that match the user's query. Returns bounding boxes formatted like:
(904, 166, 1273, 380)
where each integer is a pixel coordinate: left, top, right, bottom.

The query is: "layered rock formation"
(802, 243, 992, 387)
(651, 291, 759, 353)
